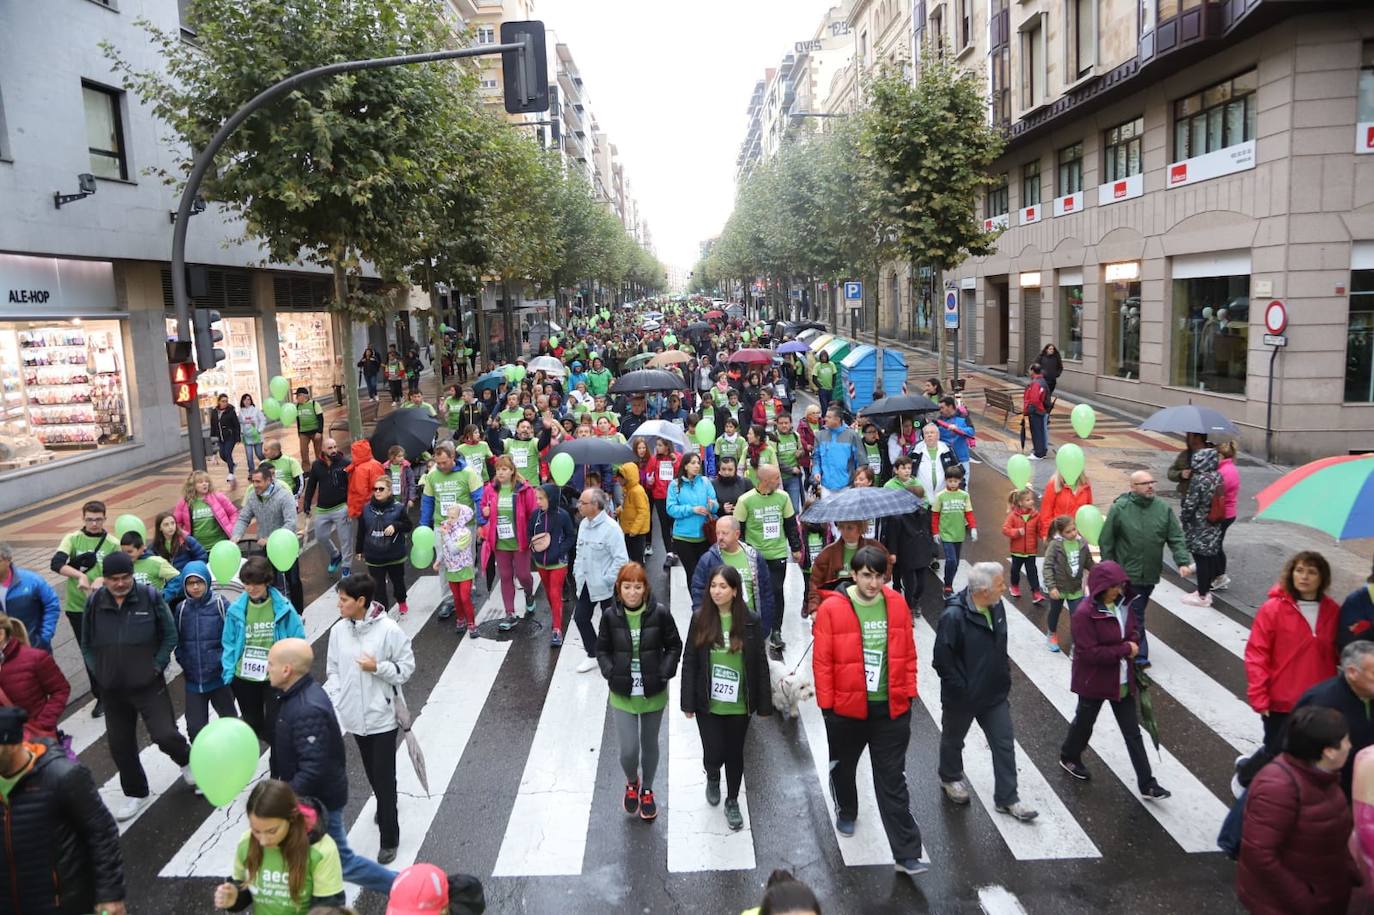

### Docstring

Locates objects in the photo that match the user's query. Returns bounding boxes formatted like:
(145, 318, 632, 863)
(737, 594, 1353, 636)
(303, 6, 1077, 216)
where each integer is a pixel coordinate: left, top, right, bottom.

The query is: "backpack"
(1217, 758, 1298, 859)
(1207, 482, 1227, 523)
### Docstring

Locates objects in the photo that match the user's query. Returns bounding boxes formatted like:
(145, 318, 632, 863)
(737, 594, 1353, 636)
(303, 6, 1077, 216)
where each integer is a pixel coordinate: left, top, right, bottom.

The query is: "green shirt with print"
(267, 455, 303, 492)
(401, 400, 437, 417)
(848, 586, 889, 701)
(708, 611, 748, 716)
(443, 396, 465, 429)
(295, 400, 322, 434)
(862, 442, 885, 479)
(456, 442, 493, 482)
(774, 433, 800, 471)
(933, 488, 973, 543)
(189, 498, 225, 548)
(237, 598, 276, 682)
(721, 548, 754, 610)
(386, 462, 407, 497)
(423, 468, 477, 520)
(713, 435, 742, 464)
(734, 488, 794, 560)
(498, 408, 524, 434)
(496, 485, 518, 551)
(233, 831, 344, 915)
(608, 608, 668, 715)
(57, 530, 114, 614)
(504, 438, 541, 480)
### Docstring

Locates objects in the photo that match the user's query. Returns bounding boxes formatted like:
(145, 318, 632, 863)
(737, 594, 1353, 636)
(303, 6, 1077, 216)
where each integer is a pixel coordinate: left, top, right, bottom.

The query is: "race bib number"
(659, 460, 674, 480)
(865, 520, 876, 539)
(711, 664, 740, 704)
(630, 659, 645, 697)
(867, 455, 882, 474)
(497, 517, 515, 540)
(762, 518, 781, 540)
(241, 646, 269, 683)
(863, 649, 883, 693)
(672, 418, 685, 429)
(511, 448, 529, 469)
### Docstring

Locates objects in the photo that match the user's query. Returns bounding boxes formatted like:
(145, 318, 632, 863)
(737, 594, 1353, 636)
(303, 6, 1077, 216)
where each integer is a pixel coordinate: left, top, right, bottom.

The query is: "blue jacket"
(165, 535, 210, 572)
(1338, 583, 1374, 651)
(2, 567, 60, 650)
(666, 474, 717, 541)
(688, 543, 775, 633)
(814, 426, 862, 491)
(271, 673, 348, 811)
(529, 483, 575, 567)
(221, 587, 306, 685)
(172, 562, 229, 691)
(937, 414, 975, 463)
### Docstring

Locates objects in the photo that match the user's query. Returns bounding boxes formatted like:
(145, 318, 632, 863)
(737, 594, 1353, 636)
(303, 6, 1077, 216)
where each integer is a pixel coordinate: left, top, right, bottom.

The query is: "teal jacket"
(1098, 492, 1191, 586)
(220, 587, 306, 685)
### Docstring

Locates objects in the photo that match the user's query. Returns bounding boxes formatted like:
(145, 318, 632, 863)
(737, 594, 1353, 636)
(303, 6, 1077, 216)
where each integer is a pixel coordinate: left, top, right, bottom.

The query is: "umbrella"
(687, 321, 711, 333)
(472, 370, 505, 394)
(370, 408, 439, 465)
(392, 686, 429, 794)
(548, 437, 637, 466)
(527, 356, 566, 376)
(625, 352, 656, 370)
(1135, 668, 1161, 755)
(777, 340, 811, 355)
(727, 348, 772, 365)
(640, 321, 661, 332)
(859, 393, 940, 419)
(705, 310, 725, 319)
(649, 350, 692, 368)
(1139, 404, 1239, 439)
(1254, 454, 1374, 540)
(644, 311, 664, 320)
(609, 369, 686, 394)
(799, 486, 923, 524)
(628, 419, 689, 451)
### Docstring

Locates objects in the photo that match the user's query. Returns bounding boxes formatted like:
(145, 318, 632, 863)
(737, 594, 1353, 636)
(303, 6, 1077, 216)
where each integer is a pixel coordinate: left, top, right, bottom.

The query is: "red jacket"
(813, 585, 917, 719)
(0, 638, 70, 737)
(645, 452, 681, 501)
(1001, 508, 1041, 556)
(1244, 586, 1340, 714)
(346, 440, 384, 518)
(1023, 378, 1048, 414)
(751, 397, 784, 428)
(1037, 474, 1093, 538)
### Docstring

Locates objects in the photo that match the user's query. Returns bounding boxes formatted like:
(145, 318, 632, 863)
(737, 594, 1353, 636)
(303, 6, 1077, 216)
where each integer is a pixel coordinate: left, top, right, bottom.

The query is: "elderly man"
(734, 465, 801, 650)
(1294, 640, 1374, 797)
(232, 463, 305, 613)
(572, 487, 629, 674)
(806, 520, 892, 617)
(689, 516, 774, 627)
(0, 540, 61, 652)
(1098, 470, 1193, 668)
(300, 437, 353, 577)
(932, 561, 1038, 822)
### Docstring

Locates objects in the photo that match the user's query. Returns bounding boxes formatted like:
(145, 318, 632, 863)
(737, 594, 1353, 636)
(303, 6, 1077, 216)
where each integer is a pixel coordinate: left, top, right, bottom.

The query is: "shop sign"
(1053, 193, 1083, 217)
(983, 212, 1010, 232)
(1104, 262, 1141, 283)
(1019, 204, 1041, 226)
(1019, 272, 1042, 288)
(1097, 172, 1144, 207)
(1166, 140, 1256, 189)
(1358, 123, 1374, 155)
(0, 254, 117, 317)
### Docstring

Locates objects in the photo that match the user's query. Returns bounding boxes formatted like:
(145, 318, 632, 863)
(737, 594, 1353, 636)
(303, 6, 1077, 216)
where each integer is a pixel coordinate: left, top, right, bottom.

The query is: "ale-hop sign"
(1167, 139, 1256, 188)
(1098, 172, 1144, 206)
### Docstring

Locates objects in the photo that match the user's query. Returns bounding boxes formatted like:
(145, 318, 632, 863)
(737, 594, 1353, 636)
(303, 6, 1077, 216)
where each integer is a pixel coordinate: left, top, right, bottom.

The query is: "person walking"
(805, 520, 892, 617)
(1001, 487, 1044, 603)
(231, 463, 306, 614)
(530, 483, 574, 647)
(210, 393, 242, 485)
(1057, 560, 1171, 799)
(1042, 514, 1094, 653)
(222, 556, 305, 744)
(293, 388, 325, 468)
(0, 614, 70, 740)
(596, 563, 682, 822)
(82, 551, 194, 821)
(325, 574, 416, 865)
(359, 346, 383, 402)
(383, 346, 405, 405)
(1178, 447, 1225, 607)
(931, 467, 976, 596)
(572, 487, 630, 674)
(1294, 641, 1374, 797)
(479, 456, 537, 632)
(645, 439, 680, 569)
(812, 545, 925, 876)
(301, 437, 354, 578)
(355, 476, 413, 615)
(239, 394, 267, 473)
(175, 470, 240, 552)
(934, 397, 975, 485)
(1037, 469, 1093, 539)
(812, 407, 861, 498)
(151, 512, 209, 581)
(688, 517, 774, 631)
(417, 442, 478, 529)
(1236, 551, 1341, 792)
(0, 706, 126, 915)
(666, 453, 718, 587)
(435, 502, 478, 636)
(51, 499, 117, 717)
(1098, 470, 1193, 667)
(933, 562, 1038, 822)
(173, 561, 238, 743)
(1036, 344, 1064, 397)
(263, 440, 305, 495)
(1338, 559, 1374, 651)
(772, 412, 808, 517)
(618, 462, 651, 565)
(267, 637, 398, 895)
(733, 465, 799, 651)
(1214, 440, 1241, 591)
(1022, 364, 1051, 460)
(0, 541, 61, 652)
(880, 457, 934, 608)
(680, 564, 771, 831)
(812, 352, 837, 415)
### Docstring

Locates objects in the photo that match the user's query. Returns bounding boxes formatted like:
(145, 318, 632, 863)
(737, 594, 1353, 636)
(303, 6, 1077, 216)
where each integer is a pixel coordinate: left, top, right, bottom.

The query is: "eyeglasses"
(1133, 479, 1157, 486)
(373, 486, 388, 492)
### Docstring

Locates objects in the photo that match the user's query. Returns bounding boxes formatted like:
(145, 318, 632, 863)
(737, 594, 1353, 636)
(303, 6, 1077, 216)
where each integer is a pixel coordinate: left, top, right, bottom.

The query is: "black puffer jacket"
(355, 496, 412, 566)
(680, 609, 774, 716)
(271, 674, 348, 811)
(933, 588, 1012, 712)
(0, 742, 124, 915)
(596, 597, 683, 699)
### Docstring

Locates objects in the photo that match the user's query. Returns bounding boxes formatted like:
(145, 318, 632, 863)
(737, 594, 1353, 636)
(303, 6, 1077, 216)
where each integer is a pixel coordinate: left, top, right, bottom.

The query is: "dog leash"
(788, 637, 815, 677)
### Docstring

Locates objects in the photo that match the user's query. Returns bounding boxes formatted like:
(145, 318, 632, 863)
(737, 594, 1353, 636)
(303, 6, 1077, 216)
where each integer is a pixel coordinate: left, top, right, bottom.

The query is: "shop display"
(277, 312, 336, 396)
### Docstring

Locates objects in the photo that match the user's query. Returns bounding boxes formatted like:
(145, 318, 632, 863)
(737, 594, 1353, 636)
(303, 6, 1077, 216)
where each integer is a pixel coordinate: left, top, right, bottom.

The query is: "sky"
(534, 0, 836, 274)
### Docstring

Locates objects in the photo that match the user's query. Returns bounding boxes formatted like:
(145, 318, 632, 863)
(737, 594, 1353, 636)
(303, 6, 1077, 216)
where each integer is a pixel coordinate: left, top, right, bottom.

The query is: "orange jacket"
(346, 440, 384, 518)
(813, 585, 917, 719)
(1038, 474, 1093, 538)
(1002, 508, 1041, 556)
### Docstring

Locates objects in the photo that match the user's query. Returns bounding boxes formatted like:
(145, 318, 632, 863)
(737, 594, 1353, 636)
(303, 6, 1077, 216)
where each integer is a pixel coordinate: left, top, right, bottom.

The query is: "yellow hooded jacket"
(618, 462, 651, 536)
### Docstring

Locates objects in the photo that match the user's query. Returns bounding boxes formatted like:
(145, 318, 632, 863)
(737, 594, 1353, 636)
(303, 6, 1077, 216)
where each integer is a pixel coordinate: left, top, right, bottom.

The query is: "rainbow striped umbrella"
(1254, 454, 1374, 540)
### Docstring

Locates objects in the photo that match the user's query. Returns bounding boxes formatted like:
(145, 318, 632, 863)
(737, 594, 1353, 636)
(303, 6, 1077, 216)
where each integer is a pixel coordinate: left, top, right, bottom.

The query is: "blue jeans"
(326, 807, 397, 895)
(1029, 412, 1048, 458)
(782, 473, 804, 516)
(1131, 584, 1155, 663)
(942, 540, 963, 589)
(242, 441, 264, 472)
(217, 438, 237, 474)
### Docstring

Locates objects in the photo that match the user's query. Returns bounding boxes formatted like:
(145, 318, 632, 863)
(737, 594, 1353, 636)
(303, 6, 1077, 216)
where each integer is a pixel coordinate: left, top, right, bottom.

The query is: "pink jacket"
(478, 481, 538, 569)
(1218, 457, 1240, 520)
(173, 491, 239, 539)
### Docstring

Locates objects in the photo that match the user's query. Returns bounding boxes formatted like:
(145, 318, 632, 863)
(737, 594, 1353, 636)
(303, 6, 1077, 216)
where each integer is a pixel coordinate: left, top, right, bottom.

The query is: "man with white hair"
(931, 561, 1038, 822)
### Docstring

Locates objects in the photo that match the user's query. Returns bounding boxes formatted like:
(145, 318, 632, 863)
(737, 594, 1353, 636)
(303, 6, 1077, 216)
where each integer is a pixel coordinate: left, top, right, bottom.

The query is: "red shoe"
(1032, 591, 1045, 605)
(398, 601, 409, 615)
(623, 781, 640, 814)
(942, 586, 953, 596)
(1008, 585, 1022, 598)
(639, 788, 657, 821)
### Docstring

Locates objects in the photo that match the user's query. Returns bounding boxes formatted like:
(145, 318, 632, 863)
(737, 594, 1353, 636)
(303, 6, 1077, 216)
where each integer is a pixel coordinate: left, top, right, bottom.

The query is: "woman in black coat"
(1037, 344, 1064, 396)
(209, 393, 242, 483)
(354, 475, 414, 613)
(680, 564, 773, 832)
(357, 346, 383, 401)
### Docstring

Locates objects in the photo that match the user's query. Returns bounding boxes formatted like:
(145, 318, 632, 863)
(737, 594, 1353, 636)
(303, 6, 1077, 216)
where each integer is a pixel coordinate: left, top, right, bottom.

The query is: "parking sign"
(844, 281, 863, 301)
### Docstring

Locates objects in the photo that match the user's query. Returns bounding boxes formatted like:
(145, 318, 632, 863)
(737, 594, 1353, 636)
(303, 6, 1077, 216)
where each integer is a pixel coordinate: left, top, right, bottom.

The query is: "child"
(1042, 514, 1095, 653)
(434, 502, 478, 635)
(1002, 488, 1044, 604)
(384, 445, 416, 510)
(108, 531, 181, 604)
(881, 456, 933, 607)
(530, 483, 575, 647)
(173, 561, 238, 742)
(930, 466, 976, 596)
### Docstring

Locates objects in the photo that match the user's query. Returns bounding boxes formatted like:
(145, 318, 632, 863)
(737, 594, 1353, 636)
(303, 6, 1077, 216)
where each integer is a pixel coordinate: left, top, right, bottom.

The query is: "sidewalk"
(873, 335, 1374, 618)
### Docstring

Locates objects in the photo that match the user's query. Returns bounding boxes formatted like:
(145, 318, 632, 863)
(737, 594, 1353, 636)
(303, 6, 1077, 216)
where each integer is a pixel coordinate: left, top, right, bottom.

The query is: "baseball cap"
(387, 863, 448, 914)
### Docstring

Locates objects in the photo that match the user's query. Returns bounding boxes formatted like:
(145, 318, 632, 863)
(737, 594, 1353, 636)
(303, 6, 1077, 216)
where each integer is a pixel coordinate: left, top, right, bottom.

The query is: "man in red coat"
(813, 544, 925, 877)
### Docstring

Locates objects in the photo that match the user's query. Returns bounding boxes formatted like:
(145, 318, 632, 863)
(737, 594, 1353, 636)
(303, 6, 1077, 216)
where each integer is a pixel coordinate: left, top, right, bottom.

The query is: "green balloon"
(1070, 403, 1097, 439)
(1056, 442, 1086, 487)
(114, 513, 146, 541)
(514, 366, 528, 382)
(1075, 504, 1105, 546)
(548, 336, 559, 348)
(411, 525, 436, 553)
(410, 541, 435, 570)
(190, 717, 260, 807)
(696, 418, 717, 447)
(1006, 454, 1032, 490)
(550, 452, 575, 486)
(262, 397, 282, 421)
(278, 402, 298, 427)
(208, 540, 242, 584)
(265, 528, 300, 572)
(269, 375, 290, 403)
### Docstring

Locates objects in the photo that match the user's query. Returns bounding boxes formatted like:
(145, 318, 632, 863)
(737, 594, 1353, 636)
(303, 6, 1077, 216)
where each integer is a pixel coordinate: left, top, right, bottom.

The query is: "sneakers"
(723, 798, 743, 831)
(225, 472, 236, 483)
(1135, 657, 1152, 670)
(997, 801, 1039, 822)
(645, 545, 654, 557)
(377, 847, 398, 865)
(397, 601, 409, 616)
(340, 567, 350, 578)
(181, 765, 197, 787)
(942, 586, 954, 596)
(894, 858, 929, 877)
(1212, 574, 1232, 591)
(498, 616, 518, 632)
(91, 700, 104, 719)
(941, 779, 971, 806)
(1008, 584, 1022, 598)
(468, 626, 481, 640)
(327, 554, 341, 574)
(576, 657, 599, 673)
(1180, 592, 1212, 607)
(551, 630, 563, 648)
(835, 814, 856, 837)
(1231, 754, 1249, 799)
(623, 781, 640, 815)
(1047, 632, 1061, 653)
(705, 774, 721, 807)
(1028, 454, 1044, 461)
(437, 602, 455, 620)
(454, 620, 468, 635)
(1032, 590, 1045, 605)
(1141, 782, 1172, 801)
(639, 788, 658, 821)
(1059, 758, 1091, 781)
(112, 795, 147, 822)
(768, 630, 785, 651)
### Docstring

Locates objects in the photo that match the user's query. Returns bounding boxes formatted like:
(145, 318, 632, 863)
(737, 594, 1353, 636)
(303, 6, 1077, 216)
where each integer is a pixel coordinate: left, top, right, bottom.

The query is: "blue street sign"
(944, 289, 960, 329)
(844, 281, 863, 301)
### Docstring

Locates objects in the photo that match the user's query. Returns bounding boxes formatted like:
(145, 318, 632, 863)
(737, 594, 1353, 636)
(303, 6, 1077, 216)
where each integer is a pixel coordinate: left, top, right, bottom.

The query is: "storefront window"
(1103, 264, 1141, 379)
(164, 316, 262, 422)
(1059, 284, 1084, 360)
(1347, 269, 1374, 402)
(0, 321, 131, 470)
(1171, 274, 1249, 394)
(277, 313, 337, 398)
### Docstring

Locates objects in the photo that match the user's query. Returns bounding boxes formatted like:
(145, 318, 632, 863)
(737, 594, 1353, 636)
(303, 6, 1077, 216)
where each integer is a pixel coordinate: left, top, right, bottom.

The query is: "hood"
(540, 483, 562, 510)
(298, 795, 329, 844)
(351, 440, 375, 464)
(1191, 447, 1219, 474)
(350, 600, 390, 632)
(1087, 561, 1129, 599)
(181, 560, 211, 588)
(619, 462, 642, 486)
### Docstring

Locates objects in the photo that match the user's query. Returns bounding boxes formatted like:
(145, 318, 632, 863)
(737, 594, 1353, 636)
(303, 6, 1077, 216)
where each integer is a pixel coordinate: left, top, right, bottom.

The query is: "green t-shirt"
(496, 485, 518, 551)
(933, 488, 973, 543)
(57, 529, 114, 614)
(443, 396, 465, 429)
(721, 548, 754, 610)
(774, 433, 800, 471)
(498, 408, 524, 434)
(386, 461, 406, 496)
(714, 435, 742, 463)
(233, 831, 344, 915)
(708, 612, 748, 716)
(267, 456, 303, 491)
(456, 443, 493, 482)
(295, 400, 322, 434)
(862, 442, 885, 479)
(504, 438, 541, 479)
(237, 598, 275, 682)
(734, 489, 794, 560)
(814, 362, 837, 389)
(839, 543, 858, 580)
(130, 554, 177, 589)
(189, 498, 224, 547)
(424, 468, 477, 519)
(744, 446, 777, 487)
(848, 586, 889, 701)
(608, 608, 668, 714)
(401, 400, 437, 416)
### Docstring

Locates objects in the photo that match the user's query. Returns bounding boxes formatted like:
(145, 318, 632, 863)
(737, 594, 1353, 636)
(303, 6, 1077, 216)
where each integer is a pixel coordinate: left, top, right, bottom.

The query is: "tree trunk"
(331, 259, 363, 440)
(427, 257, 444, 411)
(472, 283, 487, 373)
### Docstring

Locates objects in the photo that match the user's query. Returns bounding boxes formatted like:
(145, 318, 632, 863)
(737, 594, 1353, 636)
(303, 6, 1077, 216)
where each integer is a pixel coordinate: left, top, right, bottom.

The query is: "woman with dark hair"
(151, 510, 209, 578)
(749, 868, 822, 915)
(596, 563, 682, 822)
(1179, 447, 1225, 607)
(666, 452, 718, 586)
(1236, 551, 1340, 791)
(680, 564, 772, 831)
(357, 346, 382, 401)
(210, 393, 242, 485)
(922, 377, 944, 400)
(1037, 345, 1064, 396)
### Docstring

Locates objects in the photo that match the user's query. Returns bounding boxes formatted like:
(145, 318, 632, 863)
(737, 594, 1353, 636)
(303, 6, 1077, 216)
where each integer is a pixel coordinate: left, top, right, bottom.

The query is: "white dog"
(769, 656, 815, 720)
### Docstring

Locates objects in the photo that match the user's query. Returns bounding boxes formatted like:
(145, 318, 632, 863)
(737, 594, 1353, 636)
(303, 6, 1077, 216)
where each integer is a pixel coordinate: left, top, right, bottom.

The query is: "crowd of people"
(2, 294, 1373, 914)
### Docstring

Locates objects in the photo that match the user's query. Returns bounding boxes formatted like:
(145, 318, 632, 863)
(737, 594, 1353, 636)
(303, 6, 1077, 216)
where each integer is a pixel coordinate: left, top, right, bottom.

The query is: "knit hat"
(102, 551, 134, 577)
(0, 707, 27, 745)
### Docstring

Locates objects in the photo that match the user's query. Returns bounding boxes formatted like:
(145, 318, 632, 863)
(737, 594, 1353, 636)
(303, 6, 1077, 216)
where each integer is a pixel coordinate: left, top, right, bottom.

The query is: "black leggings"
(368, 562, 408, 609)
(232, 677, 280, 744)
(893, 564, 923, 608)
(675, 538, 710, 588)
(1009, 555, 1041, 592)
(1216, 517, 1235, 574)
(653, 497, 674, 553)
(697, 713, 751, 800)
(1195, 552, 1222, 598)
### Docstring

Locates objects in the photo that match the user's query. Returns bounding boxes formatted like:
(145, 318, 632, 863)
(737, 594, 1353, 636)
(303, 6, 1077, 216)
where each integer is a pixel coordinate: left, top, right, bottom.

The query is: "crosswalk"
(68, 555, 1260, 910)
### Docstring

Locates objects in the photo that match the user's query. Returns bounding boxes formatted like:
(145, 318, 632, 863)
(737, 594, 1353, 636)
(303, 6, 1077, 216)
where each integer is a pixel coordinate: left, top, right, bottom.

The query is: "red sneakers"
(623, 781, 640, 815)
(1008, 585, 1022, 598)
(639, 788, 657, 821)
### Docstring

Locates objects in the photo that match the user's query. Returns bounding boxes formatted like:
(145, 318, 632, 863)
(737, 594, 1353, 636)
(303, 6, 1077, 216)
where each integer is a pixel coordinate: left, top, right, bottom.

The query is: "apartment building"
(737, 77, 770, 182)
(794, 3, 859, 120)
(915, 0, 1371, 462)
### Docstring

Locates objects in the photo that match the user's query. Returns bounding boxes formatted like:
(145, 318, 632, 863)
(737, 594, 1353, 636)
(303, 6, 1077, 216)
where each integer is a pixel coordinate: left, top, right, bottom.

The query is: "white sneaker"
(1180, 592, 1212, 607)
(181, 765, 197, 787)
(225, 473, 235, 483)
(941, 779, 971, 805)
(113, 795, 147, 822)
(1212, 574, 1232, 591)
(575, 657, 599, 673)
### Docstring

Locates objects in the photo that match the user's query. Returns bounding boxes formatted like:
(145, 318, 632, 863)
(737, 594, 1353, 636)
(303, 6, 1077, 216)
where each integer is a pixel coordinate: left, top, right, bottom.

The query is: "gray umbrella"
(1139, 404, 1238, 439)
(799, 486, 923, 524)
(391, 686, 429, 795)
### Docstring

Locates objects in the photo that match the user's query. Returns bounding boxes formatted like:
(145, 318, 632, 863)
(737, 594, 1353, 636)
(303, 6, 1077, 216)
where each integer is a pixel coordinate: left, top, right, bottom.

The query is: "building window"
(1104, 264, 1142, 379)
(1059, 282, 1084, 360)
(1020, 14, 1045, 110)
(929, 5, 946, 58)
(1174, 69, 1257, 161)
(1065, 0, 1096, 81)
(81, 82, 127, 181)
(1171, 272, 1250, 394)
(476, 25, 495, 44)
(991, 46, 1011, 127)
(1103, 116, 1144, 182)
(1022, 159, 1040, 207)
(1057, 142, 1084, 196)
(1360, 42, 1374, 124)
(860, 30, 870, 68)
(956, 0, 972, 51)
(986, 174, 1009, 218)
(1348, 268, 1374, 402)
(479, 78, 498, 90)
(177, 0, 196, 38)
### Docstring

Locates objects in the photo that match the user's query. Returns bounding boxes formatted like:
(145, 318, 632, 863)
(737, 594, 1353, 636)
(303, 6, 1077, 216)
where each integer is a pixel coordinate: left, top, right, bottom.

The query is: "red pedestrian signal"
(170, 362, 197, 407)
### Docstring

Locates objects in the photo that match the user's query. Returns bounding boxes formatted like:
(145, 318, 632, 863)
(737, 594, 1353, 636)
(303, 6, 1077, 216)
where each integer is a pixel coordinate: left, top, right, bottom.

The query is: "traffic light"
(500, 21, 549, 114)
(170, 360, 197, 407)
(192, 308, 225, 373)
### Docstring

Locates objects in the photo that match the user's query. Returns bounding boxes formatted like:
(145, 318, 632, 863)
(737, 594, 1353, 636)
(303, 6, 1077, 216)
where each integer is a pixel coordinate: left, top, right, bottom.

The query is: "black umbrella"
(799, 486, 923, 524)
(370, 408, 439, 464)
(608, 369, 686, 394)
(548, 437, 637, 466)
(1139, 404, 1239, 439)
(858, 393, 940, 419)
(687, 322, 711, 333)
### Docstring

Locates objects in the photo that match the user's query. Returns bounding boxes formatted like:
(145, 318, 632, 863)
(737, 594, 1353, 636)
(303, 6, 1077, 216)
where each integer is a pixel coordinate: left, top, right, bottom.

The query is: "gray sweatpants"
(613, 706, 665, 789)
(314, 507, 353, 566)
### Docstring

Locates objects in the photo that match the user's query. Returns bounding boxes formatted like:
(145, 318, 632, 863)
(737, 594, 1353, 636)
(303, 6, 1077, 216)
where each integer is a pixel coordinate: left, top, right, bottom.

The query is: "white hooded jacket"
(324, 601, 416, 736)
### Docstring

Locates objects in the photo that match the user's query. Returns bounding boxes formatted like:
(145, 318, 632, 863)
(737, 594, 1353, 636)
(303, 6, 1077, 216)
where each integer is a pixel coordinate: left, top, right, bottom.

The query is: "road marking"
(978, 885, 1030, 915)
(665, 565, 755, 872)
(1140, 632, 1259, 755)
(1149, 578, 1249, 660)
(912, 615, 1100, 860)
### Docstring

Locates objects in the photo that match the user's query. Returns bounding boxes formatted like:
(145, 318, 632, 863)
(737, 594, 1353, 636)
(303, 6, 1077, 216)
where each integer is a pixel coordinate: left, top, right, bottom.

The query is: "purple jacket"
(1068, 562, 1144, 701)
